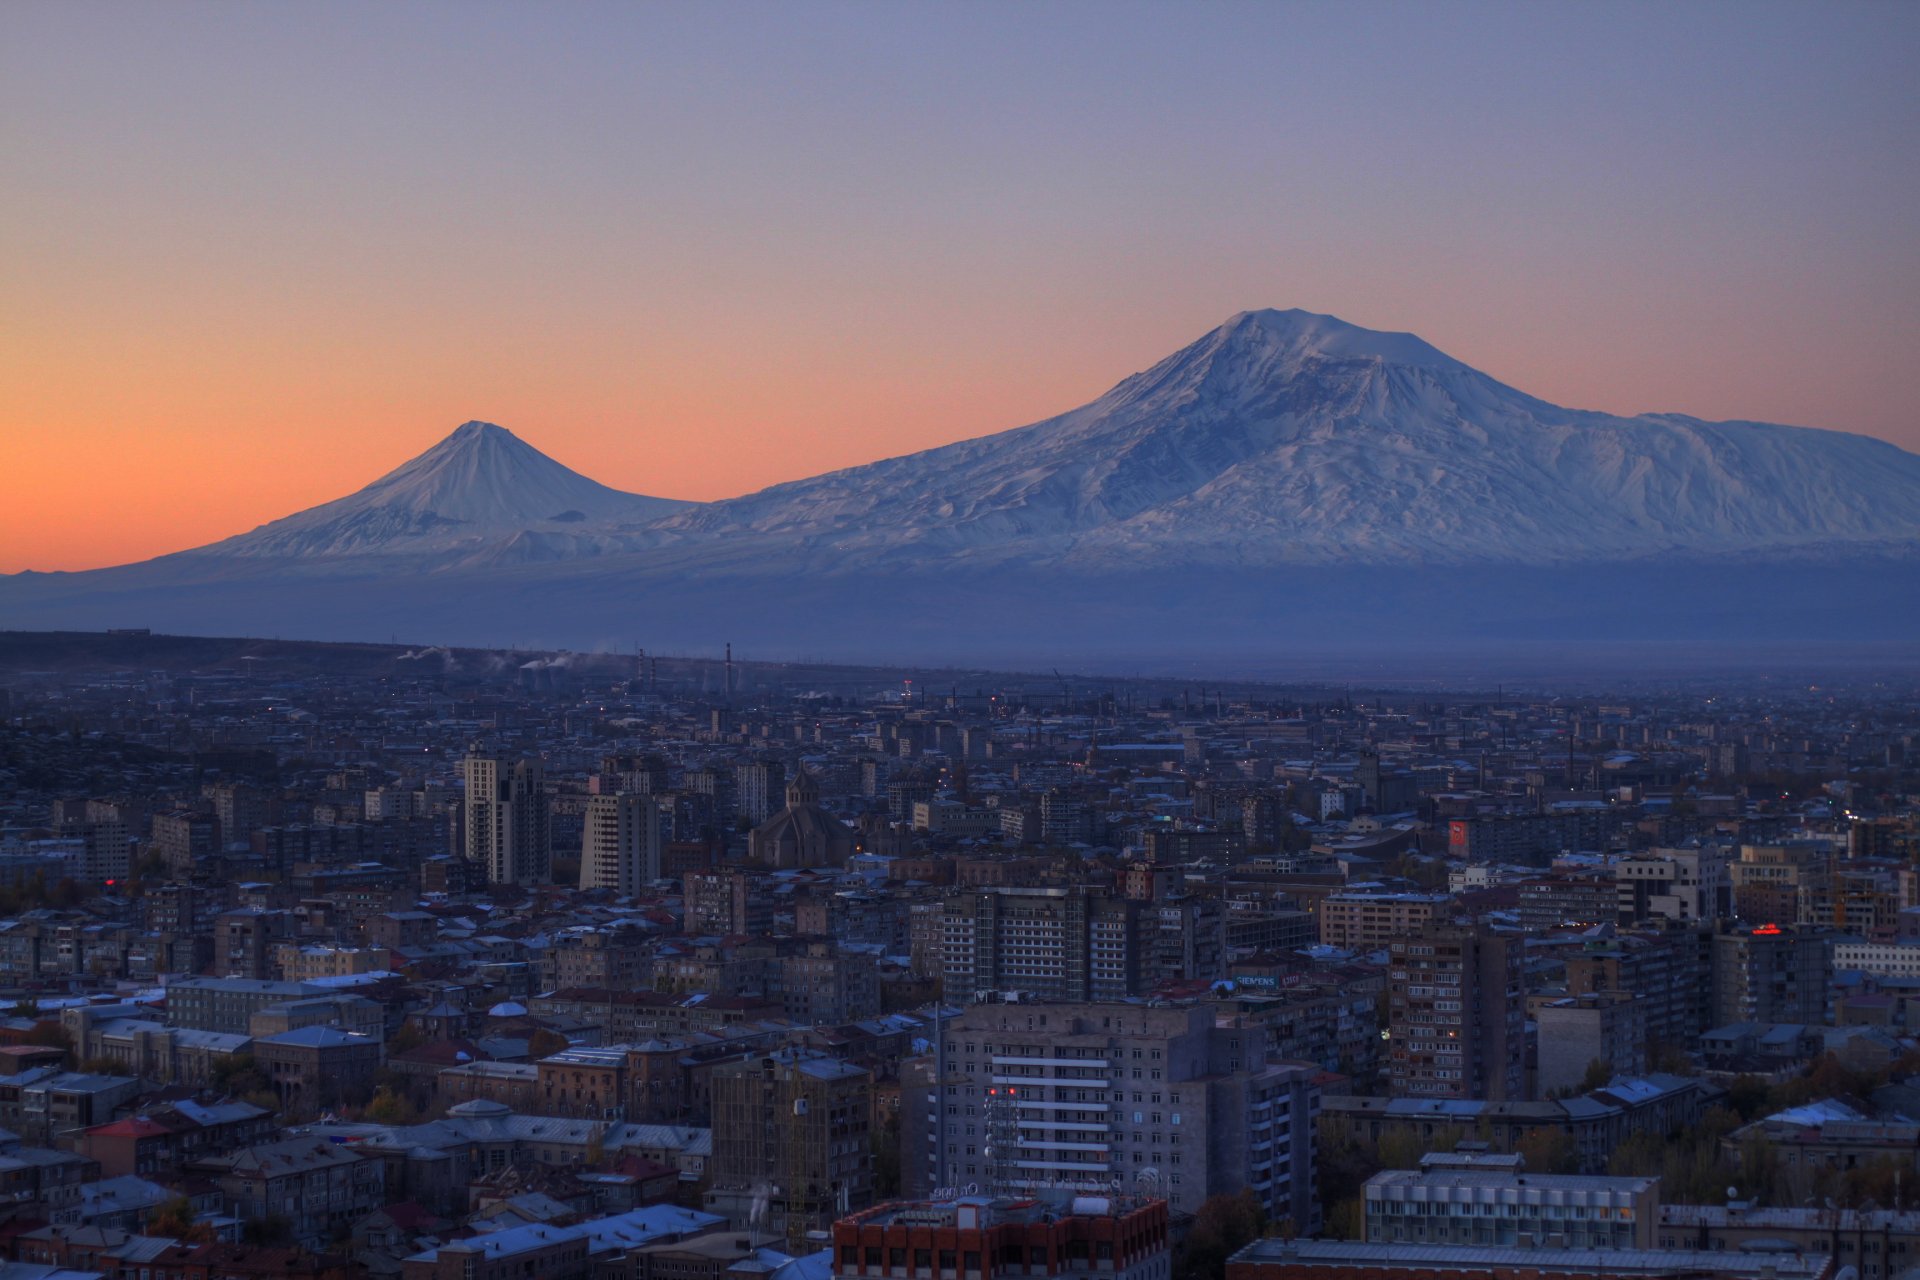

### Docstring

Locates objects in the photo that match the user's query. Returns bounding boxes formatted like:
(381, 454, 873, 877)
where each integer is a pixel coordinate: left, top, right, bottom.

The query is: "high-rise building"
(1562, 921, 1712, 1052)
(1319, 892, 1449, 951)
(1710, 922, 1831, 1027)
(684, 868, 772, 937)
(1616, 848, 1730, 924)
(150, 810, 219, 876)
(1387, 922, 1524, 1101)
(461, 747, 550, 885)
(579, 792, 663, 894)
(706, 1050, 873, 1248)
(735, 758, 787, 826)
(916, 1001, 1319, 1230)
(940, 887, 1223, 1002)
(206, 782, 267, 846)
(941, 887, 1136, 1002)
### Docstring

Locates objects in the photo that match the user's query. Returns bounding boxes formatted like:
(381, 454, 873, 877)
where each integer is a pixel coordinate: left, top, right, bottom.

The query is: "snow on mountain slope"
(202, 421, 693, 561)
(642, 309, 1920, 567)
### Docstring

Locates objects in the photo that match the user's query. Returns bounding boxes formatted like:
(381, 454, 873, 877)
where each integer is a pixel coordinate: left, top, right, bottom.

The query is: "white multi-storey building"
(914, 1002, 1319, 1233)
(579, 792, 664, 894)
(461, 746, 549, 886)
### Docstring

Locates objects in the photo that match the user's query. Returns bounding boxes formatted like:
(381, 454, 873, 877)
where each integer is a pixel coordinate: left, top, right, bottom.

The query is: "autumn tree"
(1178, 1188, 1267, 1280)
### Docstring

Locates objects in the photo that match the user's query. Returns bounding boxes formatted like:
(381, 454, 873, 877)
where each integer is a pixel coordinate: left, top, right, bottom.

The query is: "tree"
(1579, 1058, 1614, 1094)
(1179, 1189, 1266, 1280)
(366, 1086, 419, 1125)
(386, 1022, 426, 1056)
(872, 1113, 902, 1198)
(25, 1020, 71, 1058)
(1377, 1124, 1463, 1172)
(526, 1028, 568, 1060)
(242, 1214, 294, 1247)
(149, 1195, 217, 1244)
(1725, 1074, 1772, 1121)
(1515, 1126, 1579, 1175)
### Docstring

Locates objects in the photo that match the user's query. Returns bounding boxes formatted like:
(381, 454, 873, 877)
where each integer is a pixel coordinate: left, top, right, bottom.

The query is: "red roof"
(83, 1116, 172, 1139)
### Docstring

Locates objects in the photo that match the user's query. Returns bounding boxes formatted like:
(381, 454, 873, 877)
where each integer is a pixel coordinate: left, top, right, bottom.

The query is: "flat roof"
(1229, 1238, 1829, 1278)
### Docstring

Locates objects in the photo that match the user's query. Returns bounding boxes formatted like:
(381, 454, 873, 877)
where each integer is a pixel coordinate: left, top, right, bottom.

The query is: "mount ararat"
(8, 310, 1918, 669)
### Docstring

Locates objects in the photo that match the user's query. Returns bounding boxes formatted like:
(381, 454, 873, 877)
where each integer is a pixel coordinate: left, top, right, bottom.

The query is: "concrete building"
(734, 758, 787, 827)
(220, 1137, 385, 1247)
(1224, 1238, 1830, 1280)
(1318, 893, 1449, 952)
(1388, 922, 1524, 1101)
(706, 1049, 874, 1247)
(401, 1205, 726, 1280)
(1710, 922, 1832, 1027)
(683, 869, 772, 938)
(462, 747, 550, 886)
(937, 887, 1220, 1003)
(253, 1026, 382, 1111)
(1363, 1163, 1659, 1249)
(1833, 938, 1920, 978)
(166, 976, 326, 1035)
(581, 792, 664, 895)
(917, 1001, 1319, 1230)
(1616, 848, 1728, 924)
(1536, 992, 1646, 1096)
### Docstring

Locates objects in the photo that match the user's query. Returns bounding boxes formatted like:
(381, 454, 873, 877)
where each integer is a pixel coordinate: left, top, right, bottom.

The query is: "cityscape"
(0, 633, 1911, 1280)
(4, 4, 1917, 1280)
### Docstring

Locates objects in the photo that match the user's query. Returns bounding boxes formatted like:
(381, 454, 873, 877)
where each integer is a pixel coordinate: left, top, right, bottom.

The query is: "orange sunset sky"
(4, 2, 1916, 574)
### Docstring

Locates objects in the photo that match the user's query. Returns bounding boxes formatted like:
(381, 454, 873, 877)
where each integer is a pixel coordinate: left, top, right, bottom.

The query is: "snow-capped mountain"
(200, 420, 691, 564)
(643, 309, 1920, 568)
(6, 309, 1918, 664)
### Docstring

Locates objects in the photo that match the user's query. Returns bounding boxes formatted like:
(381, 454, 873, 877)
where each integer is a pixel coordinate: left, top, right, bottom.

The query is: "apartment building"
(915, 1001, 1319, 1231)
(1387, 922, 1524, 1101)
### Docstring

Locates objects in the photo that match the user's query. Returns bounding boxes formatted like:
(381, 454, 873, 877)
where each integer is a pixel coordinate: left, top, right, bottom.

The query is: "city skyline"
(5, 2, 1917, 571)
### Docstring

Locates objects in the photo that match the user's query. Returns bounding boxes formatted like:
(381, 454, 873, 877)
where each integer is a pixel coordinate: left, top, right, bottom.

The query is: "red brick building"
(832, 1196, 1169, 1280)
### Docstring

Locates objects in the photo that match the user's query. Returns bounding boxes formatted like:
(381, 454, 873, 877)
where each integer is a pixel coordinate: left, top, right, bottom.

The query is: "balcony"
(993, 1057, 1110, 1069)
(1020, 1141, 1110, 1152)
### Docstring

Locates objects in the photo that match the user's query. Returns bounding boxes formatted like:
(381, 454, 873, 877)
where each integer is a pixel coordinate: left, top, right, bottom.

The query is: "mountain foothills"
(7, 310, 1919, 664)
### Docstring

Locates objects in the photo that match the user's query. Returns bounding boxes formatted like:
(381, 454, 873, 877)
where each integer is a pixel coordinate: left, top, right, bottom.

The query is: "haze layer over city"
(2, 4, 1918, 1280)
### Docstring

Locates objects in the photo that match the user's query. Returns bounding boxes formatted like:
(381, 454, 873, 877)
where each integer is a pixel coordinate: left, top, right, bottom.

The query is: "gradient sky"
(4, 1, 1916, 572)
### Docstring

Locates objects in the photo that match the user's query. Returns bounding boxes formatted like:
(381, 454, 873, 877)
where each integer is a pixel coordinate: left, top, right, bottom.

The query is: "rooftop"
(842, 1194, 1163, 1231)
(1229, 1238, 1830, 1278)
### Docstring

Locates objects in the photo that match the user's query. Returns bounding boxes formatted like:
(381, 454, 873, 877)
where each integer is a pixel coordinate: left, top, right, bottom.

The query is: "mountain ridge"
(4, 308, 1917, 663)
(198, 419, 691, 562)
(635, 307, 1920, 568)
